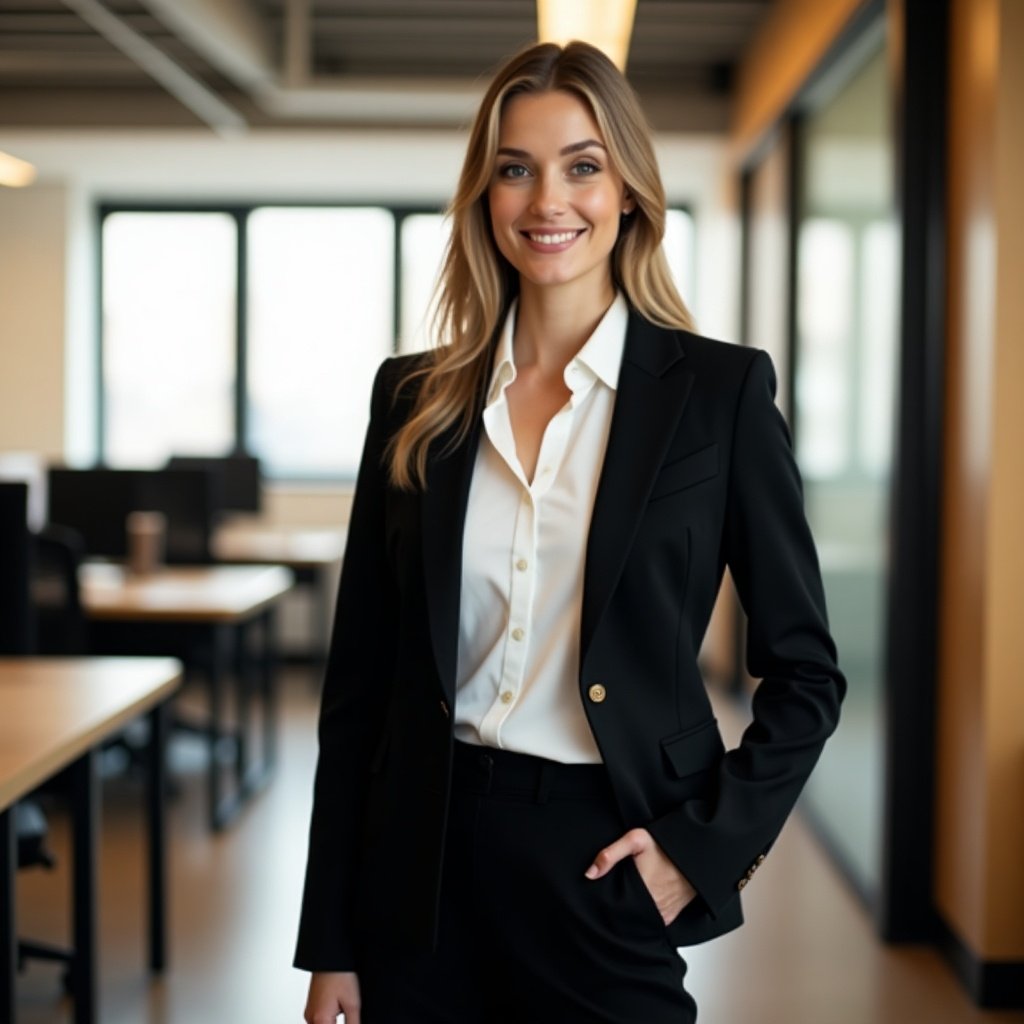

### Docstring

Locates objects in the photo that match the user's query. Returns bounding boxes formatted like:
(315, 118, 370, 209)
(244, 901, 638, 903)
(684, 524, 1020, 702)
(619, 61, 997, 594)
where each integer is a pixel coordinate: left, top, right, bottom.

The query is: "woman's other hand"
(304, 971, 361, 1024)
(585, 827, 696, 926)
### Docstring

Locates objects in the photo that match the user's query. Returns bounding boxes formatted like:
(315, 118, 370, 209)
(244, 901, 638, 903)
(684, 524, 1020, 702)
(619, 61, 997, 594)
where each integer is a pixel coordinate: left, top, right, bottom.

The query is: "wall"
(0, 183, 69, 459)
(937, 0, 1024, 962)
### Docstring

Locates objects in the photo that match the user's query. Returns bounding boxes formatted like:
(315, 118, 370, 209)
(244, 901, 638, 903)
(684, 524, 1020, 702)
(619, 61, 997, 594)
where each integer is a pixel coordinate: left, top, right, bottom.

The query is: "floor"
(13, 669, 1024, 1023)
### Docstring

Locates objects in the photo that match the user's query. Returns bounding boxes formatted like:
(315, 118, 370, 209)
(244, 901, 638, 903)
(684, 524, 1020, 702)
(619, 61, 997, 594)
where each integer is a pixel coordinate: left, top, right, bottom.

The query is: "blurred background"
(0, 0, 1022, 1021)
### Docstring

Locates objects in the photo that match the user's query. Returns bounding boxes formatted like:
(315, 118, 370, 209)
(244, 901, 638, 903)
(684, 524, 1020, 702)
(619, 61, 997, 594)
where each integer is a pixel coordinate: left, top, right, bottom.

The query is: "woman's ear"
(622, 190, 637, 215)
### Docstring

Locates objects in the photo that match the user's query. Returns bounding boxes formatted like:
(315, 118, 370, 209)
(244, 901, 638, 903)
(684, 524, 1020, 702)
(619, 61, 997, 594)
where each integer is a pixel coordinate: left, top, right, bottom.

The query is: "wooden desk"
(0, 657, 182, 1024)
(81, 563, 293, 621)
(212, 523, 346, 571)
(80, 564, 294, 829)
(213, 523, 345, 664)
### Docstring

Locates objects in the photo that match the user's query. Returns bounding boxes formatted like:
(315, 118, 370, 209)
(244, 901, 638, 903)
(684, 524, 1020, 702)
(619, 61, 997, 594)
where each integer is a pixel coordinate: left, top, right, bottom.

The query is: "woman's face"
(487, 89, 634, 302)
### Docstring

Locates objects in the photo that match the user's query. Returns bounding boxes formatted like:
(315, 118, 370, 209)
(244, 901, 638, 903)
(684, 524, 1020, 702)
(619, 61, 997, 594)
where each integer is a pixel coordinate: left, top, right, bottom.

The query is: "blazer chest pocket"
(649, 443, 719, 502)
(660, 717, 725, 778)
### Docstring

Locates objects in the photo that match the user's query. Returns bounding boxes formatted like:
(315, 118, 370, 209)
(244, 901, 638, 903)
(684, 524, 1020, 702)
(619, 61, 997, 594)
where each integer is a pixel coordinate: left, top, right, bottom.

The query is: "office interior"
(0, 0, 1022, 1020)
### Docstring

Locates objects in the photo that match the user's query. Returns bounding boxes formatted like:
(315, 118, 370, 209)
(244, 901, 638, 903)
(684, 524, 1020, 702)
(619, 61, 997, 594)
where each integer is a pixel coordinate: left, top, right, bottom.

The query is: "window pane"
(103, 212, 236, 467)
(663, 209, 696, 308)
(400, 213, 449, 354)
(795, 217, 855, 478)
(247, 208, 395, 478)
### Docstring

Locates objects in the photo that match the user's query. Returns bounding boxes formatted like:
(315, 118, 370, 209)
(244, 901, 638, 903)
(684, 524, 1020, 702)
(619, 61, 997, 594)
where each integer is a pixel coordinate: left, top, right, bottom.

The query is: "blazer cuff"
(646, 803, 772, 919)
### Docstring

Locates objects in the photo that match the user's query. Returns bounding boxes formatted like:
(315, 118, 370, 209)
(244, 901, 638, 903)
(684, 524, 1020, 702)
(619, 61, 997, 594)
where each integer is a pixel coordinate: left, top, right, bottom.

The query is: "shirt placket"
(479, 384, 584, 745)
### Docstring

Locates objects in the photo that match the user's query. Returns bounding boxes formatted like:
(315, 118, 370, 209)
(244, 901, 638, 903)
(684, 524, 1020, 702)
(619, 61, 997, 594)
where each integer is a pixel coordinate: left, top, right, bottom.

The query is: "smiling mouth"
(522, 229, 585, 244)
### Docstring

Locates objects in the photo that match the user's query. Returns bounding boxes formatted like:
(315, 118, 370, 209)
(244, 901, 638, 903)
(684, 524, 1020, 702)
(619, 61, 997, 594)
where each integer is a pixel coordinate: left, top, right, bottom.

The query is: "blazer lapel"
(580, 314, 694, 664)
(421, 414, 483, 704)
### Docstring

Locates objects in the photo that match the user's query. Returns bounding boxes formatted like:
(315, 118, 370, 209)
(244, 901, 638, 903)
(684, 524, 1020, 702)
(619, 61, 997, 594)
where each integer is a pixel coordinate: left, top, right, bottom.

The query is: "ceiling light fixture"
(0, 150, 37, 188)
(537, 0, 639, 71)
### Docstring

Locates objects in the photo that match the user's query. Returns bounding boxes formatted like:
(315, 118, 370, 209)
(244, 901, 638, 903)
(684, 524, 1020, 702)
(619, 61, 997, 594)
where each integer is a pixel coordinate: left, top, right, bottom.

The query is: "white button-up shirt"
(454, 294, 628, 763)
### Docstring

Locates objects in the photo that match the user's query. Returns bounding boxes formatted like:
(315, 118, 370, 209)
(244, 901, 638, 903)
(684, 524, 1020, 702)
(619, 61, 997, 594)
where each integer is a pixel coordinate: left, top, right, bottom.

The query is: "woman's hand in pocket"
(585, 827, 696, 925)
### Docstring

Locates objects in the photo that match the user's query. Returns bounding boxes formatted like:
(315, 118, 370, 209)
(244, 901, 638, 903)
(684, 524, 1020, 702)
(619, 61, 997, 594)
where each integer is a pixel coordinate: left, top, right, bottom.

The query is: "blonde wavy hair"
(387, 40, 695, 490)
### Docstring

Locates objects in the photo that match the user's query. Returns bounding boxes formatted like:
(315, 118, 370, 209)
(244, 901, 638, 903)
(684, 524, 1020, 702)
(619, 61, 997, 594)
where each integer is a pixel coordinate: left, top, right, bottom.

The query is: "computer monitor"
(166, 454, 262, 514)
(46, 466, 219, 562)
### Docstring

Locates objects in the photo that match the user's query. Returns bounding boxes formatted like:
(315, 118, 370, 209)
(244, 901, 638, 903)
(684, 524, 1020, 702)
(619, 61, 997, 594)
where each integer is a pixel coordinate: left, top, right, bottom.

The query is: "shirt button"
(587, 683, 607, 703)
(511, 627, 524, 641)
(500, 690, 513, 704)
(515, 558, 528, 571)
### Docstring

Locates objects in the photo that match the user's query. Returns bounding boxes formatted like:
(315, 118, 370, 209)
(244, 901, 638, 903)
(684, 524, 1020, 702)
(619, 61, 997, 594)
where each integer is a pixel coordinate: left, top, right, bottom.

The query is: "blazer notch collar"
(623, 312, 687, 378)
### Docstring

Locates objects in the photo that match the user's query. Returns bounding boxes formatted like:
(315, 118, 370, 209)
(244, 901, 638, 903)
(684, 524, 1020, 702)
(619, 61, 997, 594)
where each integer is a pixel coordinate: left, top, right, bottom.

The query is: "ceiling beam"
(136, 0, 274, 92)
(60, 0, 247, 134)
(138, 0, 485, 125)
(283, 0, 312, 87)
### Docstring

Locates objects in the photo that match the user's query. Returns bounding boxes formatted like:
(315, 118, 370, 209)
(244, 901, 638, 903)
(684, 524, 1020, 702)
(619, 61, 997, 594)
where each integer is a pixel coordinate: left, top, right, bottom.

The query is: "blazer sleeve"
(646, 349, 846, 917)
(294, 357, 399, 971)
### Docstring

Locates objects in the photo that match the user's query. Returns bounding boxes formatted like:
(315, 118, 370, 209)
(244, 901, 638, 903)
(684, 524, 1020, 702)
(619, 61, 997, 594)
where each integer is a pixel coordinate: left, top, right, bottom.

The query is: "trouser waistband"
(451, 739, 611, 803)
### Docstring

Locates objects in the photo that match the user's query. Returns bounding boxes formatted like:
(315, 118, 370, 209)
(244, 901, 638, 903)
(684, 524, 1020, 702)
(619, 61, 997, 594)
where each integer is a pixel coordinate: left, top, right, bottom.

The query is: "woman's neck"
(513, 279, 616, 377)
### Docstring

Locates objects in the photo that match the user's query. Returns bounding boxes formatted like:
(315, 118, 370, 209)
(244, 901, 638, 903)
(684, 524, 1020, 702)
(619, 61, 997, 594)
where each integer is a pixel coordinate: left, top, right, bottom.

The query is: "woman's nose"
(529, 174, 566, 218)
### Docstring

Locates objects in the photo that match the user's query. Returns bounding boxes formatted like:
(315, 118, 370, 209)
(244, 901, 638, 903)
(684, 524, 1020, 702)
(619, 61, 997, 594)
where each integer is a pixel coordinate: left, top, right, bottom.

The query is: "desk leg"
(208, 622, 229, 832)
(69, 751, 98, 1024)
(235, 620, 251, 792)
(0, 807, 15, 1024)
(262, 606, 278, 775)
(146, 702, 169, 972)
(239, 607, 277, 798)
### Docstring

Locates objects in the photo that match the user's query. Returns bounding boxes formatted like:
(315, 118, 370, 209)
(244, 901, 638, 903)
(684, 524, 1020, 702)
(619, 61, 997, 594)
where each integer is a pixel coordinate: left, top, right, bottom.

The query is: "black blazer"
(295, 312, 845, 971)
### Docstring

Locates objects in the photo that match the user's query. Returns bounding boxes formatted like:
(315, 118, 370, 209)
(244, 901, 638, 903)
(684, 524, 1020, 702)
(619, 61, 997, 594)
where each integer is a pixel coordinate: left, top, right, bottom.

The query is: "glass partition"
(794, 43, 897, 899)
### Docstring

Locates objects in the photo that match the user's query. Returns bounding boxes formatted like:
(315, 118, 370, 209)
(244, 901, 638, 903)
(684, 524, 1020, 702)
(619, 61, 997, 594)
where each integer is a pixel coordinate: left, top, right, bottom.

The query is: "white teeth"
(528, 231, 580, 244)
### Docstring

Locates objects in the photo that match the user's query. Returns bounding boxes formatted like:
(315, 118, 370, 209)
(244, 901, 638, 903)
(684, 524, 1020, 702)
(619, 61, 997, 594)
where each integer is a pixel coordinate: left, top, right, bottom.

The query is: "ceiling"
(0, 0, 775, 133)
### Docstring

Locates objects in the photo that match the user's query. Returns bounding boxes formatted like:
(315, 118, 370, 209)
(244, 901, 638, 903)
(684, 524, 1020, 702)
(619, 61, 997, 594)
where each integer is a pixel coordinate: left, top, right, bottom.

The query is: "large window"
(100, 204, 695, 479)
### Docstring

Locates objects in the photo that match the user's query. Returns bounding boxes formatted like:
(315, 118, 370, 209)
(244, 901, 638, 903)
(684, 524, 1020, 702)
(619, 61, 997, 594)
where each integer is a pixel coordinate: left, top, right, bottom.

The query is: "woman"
(297, 40, 844, 1024)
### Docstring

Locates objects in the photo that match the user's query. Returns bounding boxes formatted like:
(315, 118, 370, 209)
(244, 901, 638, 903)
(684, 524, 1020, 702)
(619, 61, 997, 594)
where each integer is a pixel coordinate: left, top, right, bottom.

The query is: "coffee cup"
(126, 510, 167, 576)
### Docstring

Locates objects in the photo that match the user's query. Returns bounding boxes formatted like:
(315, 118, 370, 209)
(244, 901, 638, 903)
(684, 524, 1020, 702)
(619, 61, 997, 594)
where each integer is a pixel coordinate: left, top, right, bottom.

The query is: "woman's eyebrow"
(496, 139, 607, 159)
(560, 139, 606, 156)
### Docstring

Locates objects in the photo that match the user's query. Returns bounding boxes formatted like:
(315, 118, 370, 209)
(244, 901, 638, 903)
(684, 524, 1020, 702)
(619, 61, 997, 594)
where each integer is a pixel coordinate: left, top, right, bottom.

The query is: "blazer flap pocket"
(649, 443, 719, 502)
(660, 718, 725, 778)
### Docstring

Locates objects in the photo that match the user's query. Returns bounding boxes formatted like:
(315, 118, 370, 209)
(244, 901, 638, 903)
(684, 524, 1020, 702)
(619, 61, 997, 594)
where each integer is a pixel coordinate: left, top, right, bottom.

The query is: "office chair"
(31, 524, 88, 655)
(15, 799, 74, 991)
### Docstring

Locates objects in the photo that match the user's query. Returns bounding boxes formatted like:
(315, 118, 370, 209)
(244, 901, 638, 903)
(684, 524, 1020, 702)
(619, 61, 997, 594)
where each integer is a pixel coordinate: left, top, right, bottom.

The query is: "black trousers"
(356, 740, 698, 1024)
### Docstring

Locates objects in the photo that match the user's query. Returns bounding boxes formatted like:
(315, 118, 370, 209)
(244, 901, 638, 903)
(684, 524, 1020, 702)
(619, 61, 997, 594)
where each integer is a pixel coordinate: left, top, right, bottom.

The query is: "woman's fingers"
(304, 971, 361, 1024)
(584, 827, 650, 878)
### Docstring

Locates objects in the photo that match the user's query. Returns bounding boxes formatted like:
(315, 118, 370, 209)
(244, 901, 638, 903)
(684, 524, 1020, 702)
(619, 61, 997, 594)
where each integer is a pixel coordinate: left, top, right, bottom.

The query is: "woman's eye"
(498, 163, 529, 179)
(572, 160, 601, 176)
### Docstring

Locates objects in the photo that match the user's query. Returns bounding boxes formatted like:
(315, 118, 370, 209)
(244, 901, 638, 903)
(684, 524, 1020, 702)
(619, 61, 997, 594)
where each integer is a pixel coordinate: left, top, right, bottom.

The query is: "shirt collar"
(486, 293, 628, 406)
